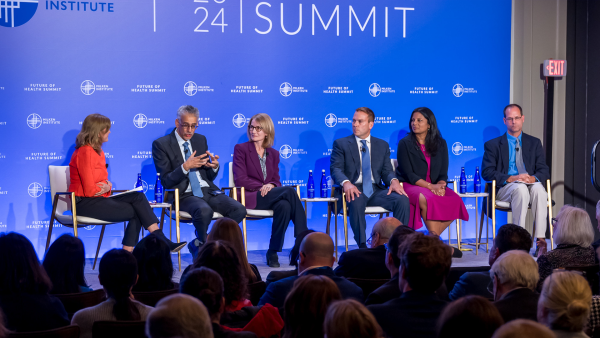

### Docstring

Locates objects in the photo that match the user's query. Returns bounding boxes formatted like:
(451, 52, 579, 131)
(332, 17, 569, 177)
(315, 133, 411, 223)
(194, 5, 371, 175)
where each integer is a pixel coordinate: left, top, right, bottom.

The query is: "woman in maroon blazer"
(233, 113, 308, 267)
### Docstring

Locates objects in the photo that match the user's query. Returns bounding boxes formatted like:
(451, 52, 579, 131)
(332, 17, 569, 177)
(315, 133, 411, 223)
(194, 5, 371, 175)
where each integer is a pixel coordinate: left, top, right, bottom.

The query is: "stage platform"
(83, 238, 501, 290)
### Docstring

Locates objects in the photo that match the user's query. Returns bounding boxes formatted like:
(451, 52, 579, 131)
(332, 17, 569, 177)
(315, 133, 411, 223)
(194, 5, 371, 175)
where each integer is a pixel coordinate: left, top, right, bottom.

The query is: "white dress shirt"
(174, 130, 218, 192)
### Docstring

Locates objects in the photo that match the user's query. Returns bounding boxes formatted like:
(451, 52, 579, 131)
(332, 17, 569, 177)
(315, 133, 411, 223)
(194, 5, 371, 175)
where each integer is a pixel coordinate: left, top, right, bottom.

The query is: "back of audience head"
(192, 240, 247, 306)
(386, 225, 416, 274)
(207, 217, 258, 282)
(490, 250, 538, 300)
(398, 233, 452, 293)
(99, 249, 140, 321)
(492, 319, 555, 338)
(538, 271, 591, 333)
(283, 275, 342, 338)
(132, 233, 173, 292)
(553, 205, 594, 248)
(437, 295, 504, 338)
(298, 232, 335, 272)
(489, 223, 532, 266)
(369, 217, 401, 248)
(0, 232, 52, 295)
(146, 293, 213, 338)
(324, 299, 382, 338)
(43, 234, 87, 294)
(180, 267, 224, 322)
(289, 229, 315, 267)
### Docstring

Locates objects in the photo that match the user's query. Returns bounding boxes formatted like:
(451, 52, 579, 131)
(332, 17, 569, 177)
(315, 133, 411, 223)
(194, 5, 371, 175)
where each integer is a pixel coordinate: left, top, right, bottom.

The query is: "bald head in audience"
(492, 319, 555, 338)
(370, 217, 402, 248)
(298, 232, 335, 273)
(146, 293, 213, 338)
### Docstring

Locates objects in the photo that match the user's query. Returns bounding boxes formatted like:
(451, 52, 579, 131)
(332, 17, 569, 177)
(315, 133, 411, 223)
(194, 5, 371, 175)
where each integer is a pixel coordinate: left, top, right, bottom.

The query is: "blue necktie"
(361, 140, 373, 198)
(183, 142, 203, 197)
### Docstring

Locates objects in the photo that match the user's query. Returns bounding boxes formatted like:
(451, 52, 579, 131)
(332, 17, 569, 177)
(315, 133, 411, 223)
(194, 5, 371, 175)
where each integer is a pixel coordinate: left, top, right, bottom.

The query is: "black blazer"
(330, 134, 396, 190)
(152, 129, 220, 199)
(396, 134, 449, 185)
(448, 271, 493, 301)
(481, 132, 550, 187)
(494, 288, 539, 323)
(364, 273, 401, 305)
(333, 245, 391, 279)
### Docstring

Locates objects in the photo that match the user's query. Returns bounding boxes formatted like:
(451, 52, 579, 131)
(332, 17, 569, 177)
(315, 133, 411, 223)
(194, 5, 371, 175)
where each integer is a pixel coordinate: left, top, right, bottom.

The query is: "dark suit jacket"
(233, 142, 281, 209)
(364, 273, 401, 305)
(448, 271, 493, 301)
(396, 134, 449, 184)
(494, 288, 540, 323)
(482, 132, 550, 187)
(330, 135, 396, 208)
(0, 293, 70, 332)
(257, 266, 363, 309)
(265, 269, 298, 287)
(333, 245, 391, 279)
(368, 290, 448, 338)
(152, 129, 220, 199)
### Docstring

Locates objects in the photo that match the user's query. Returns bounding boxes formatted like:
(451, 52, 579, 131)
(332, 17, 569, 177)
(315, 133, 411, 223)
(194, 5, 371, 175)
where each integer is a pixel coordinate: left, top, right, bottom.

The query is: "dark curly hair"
(132, 234, 174, 292)
(408, 107, 443, 156)
(43, 234, 88, 294)
(192, 240, 248, 306)
(495, 223, 533, 254)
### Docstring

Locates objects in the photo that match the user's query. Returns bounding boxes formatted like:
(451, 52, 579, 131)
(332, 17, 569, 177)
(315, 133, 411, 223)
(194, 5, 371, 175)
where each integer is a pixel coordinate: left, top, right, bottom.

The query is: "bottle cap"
(322, 169, 325, 172)
(157, 173, 160, 176)
(309, 170, 312, 172)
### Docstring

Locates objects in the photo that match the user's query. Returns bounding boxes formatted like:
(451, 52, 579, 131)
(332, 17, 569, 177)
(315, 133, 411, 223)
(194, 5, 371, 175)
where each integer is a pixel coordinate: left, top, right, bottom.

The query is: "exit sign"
(543, 59, 567, 77)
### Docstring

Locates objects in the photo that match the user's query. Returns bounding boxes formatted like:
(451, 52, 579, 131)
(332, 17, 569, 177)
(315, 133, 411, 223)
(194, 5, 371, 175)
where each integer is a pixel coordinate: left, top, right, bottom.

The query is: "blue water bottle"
(320, 170, 328, 198)
(474, 167, 481, 193)
(135, 173, 143, 189)
(460, 167, 467, 194)
(307, 170, 315, 198)
(154, 173, 163, 203)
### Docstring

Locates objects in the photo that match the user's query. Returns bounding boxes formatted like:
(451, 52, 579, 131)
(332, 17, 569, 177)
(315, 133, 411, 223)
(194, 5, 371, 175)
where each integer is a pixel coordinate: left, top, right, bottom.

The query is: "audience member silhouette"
(282, 275, 342, 338)
(43, 233, 91, 294)
(0, 232, 69, 332)
(71, 249, 153, 338)
(132, 233, 175, 292)
(437, 295, 504, 338)
(492, 319, 556, 338)
(324, 299, 383, 338)
(266, 229, 315, 286)
(146, 293, 214, 338)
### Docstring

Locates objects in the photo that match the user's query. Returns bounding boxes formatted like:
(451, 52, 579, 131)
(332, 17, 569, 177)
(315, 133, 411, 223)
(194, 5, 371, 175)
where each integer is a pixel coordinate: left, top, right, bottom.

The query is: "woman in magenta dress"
(396, 107, 469, 257)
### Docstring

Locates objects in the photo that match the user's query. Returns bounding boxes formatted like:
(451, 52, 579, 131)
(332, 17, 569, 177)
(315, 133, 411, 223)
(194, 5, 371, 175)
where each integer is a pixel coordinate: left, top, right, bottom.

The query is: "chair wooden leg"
(492, 180, 497, 240)
(334, 201, 338, 261)
(342, 194, 348, 252)
(547, 179, 554, 249)
(93, 225, 106, 270)
(159, 207, 165, 230)
(242, 218, 248, 257)
(326, 203, 331, 235)
(46, 194, 60, 252)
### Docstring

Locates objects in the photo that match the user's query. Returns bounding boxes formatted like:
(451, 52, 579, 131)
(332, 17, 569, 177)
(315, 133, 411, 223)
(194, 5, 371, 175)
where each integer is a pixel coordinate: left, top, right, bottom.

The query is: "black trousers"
(255, 186, 308, 252)
(178, 188, 246, 242)
(75, 192, 159, 247)
(338, 184, 410, 246)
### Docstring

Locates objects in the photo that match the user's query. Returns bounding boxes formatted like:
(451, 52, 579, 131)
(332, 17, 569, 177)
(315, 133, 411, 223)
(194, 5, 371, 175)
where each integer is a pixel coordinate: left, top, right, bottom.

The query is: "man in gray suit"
(330, 107, 409, 248)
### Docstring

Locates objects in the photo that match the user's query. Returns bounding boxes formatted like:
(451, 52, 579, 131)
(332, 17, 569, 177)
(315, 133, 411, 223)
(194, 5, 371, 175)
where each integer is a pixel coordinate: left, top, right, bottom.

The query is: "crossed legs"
(418, 193, 453, 236)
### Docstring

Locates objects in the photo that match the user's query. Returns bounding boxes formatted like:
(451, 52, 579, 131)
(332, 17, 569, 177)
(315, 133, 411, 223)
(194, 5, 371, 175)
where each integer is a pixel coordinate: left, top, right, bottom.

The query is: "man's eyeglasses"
(248, 125, 263, 132)
(504, 116, 522, 123)
(180, 124, 198, 130)
(487, 272, 497, 295)
(384, 242, 390, 252)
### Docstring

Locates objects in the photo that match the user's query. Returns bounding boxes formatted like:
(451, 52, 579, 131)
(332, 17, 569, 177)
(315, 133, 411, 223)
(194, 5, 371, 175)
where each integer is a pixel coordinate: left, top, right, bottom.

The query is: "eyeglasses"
(505, 116, 522, 123)
(180, 123, 198, 130)
(248, 125, 263, 132)
(366, 235, 373, 247)
(487, 272, 497, 295)
(551, 218, 558, 226)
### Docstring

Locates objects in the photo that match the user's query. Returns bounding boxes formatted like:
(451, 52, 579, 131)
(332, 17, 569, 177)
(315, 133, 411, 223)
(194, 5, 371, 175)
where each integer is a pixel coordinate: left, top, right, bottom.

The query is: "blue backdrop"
(0, 0, 510, 257)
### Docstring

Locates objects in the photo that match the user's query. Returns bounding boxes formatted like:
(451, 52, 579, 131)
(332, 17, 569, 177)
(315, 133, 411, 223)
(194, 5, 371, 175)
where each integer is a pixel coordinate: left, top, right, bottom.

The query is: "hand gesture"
(429, 183, 446, 196)
(95, 181, 111, 196)
(388, 180, 408, 197)
(182, 151, 209, 171)
(343, 181, 361, 202)
(260, 184, 275, 197)
(204, 151, 220, 169)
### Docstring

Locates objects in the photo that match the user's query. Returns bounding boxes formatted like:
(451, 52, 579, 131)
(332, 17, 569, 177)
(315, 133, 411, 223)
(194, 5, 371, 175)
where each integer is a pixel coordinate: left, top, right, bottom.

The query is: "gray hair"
(177, 105, 199, 121)
(146, 294, 213, 338)
(596, 200, 600, 221)
(553, 205, 594, 247)
(490, 250, 539, 290)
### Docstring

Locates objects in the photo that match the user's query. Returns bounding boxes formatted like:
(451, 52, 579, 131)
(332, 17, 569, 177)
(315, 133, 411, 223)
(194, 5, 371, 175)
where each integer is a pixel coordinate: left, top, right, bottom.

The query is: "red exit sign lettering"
(543, 59, 567, 77)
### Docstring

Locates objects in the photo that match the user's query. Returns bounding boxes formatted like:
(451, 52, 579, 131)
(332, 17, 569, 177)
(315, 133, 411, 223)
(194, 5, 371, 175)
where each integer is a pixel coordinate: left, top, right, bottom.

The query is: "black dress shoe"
(266, 250, 280, 267)
(153, 229, 187, 253)
(452, 247, 463, 258)
(187, 239, 204, 260)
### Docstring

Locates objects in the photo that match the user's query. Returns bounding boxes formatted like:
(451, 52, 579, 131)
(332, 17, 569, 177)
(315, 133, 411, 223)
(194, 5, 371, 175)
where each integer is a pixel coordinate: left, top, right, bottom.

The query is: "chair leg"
(93, 225, 106, 270)
(342, 196, 348, 252)
(547, 179, 554, 249)
(46, 194, 60, 252)
(326, 203, 331, 235)
(159, 207, 165, 230)
(242, 218, 248, 257)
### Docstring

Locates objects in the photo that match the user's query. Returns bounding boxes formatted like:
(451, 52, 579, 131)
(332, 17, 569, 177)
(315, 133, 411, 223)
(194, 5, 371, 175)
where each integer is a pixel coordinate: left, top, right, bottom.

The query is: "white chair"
(228, 162, 300, 256)
(47, 165, 126, 270)
(160, 189, 224, 270)
(480, 179, 555, 248)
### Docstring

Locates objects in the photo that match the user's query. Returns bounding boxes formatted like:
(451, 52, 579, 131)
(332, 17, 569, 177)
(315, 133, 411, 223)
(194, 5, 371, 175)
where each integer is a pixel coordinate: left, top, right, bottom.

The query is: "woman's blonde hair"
(76, 114, 111, 153)
(538, 271, 592, 332)
(324, 299, 382, 338)
(247, 113, 275, 148)
(207, 218, 257, 283)
(553, 205, 595, 247)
